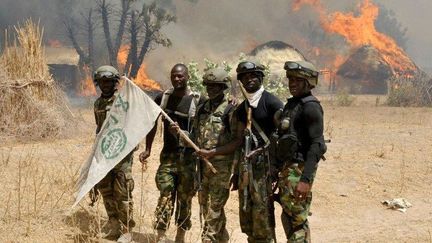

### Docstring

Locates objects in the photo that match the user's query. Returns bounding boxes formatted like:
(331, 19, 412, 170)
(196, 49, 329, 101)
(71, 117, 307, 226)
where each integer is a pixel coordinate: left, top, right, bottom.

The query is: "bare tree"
(64, 0, 175, 79)
(97, 0, 133, 68)
(127, 2, 176, 78)
(64, 8, 96, 72)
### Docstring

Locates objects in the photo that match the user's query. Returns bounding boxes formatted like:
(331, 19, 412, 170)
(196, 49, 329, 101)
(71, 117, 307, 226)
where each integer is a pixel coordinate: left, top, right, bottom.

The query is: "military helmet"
(93, 65, 120, 82)
(284, 61, 319, 88)
(236, 61, 266, 80)
(203, 68, 231, 87)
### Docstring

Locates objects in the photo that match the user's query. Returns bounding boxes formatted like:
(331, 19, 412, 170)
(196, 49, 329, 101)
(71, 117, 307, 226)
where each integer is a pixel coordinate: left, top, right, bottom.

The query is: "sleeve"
(236, 101, 246, 125)
(300, 102, 326, 183)
(93, 100, 98, 125)
(154, 92, 163, 106)
(268, 93, 284, 117)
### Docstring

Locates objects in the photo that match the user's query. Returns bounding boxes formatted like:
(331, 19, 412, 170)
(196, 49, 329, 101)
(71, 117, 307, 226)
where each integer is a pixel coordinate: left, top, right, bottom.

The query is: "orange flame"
(294, 0, 417, 76)
(77, 65, 97, 97)
(117, 45, 161, 90)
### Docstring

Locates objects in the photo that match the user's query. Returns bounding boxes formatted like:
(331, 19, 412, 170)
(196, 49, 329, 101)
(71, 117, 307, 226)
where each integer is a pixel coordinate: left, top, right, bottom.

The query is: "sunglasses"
(94, 71, 119, 81)
(284, 62, 318, 77)
(236, 61, 265, 73)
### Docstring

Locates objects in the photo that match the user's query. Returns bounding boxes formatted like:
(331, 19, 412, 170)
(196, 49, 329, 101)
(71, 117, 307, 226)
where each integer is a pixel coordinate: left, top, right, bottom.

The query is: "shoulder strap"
(160, 88, 174, 110)
(251, 118, 270, 146)
(301, 95, 319, 104)
(188, 91, 201, 118)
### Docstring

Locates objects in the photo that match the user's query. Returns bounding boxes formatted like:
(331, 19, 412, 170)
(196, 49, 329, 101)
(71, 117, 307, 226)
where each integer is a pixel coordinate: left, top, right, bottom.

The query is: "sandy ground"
(0, 95, 431, 242)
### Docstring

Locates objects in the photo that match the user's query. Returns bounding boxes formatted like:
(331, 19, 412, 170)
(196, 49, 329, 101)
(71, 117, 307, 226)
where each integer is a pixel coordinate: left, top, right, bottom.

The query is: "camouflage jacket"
(94, 95, 116, 134)
(192, 97, 237, 161)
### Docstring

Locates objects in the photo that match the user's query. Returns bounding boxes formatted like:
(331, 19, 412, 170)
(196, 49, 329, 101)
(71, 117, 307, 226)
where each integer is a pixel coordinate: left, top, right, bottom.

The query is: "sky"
(1, 0, 431, 81)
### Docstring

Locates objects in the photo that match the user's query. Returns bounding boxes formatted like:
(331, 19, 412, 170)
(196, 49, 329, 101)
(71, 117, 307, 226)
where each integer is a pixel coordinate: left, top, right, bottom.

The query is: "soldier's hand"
(294, 181, 311, 202)
(168, 122, 180, 136)
(197, 149, 216, 159)
(139, 149, 151, 162)
(230, 174, 239, 191)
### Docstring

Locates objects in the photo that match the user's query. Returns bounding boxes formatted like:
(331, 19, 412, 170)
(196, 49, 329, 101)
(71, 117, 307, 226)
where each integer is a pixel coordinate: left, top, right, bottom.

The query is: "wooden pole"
(159, 108, 217, 174)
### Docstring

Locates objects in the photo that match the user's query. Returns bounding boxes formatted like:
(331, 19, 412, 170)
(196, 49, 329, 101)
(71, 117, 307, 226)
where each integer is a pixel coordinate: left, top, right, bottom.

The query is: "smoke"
(1, 0, 432, 84)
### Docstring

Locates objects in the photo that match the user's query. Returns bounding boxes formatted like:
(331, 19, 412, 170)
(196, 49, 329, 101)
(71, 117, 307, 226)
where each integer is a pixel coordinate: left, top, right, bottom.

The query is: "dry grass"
(0, 19, 75, 140)
(386, 72, 432, 107)
(1, 97, 432, 242)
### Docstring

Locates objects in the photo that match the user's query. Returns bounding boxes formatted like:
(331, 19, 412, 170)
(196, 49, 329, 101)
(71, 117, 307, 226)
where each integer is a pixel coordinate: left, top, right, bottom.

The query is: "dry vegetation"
(0, 96, 431, 242)
(0, 20, 74, 140)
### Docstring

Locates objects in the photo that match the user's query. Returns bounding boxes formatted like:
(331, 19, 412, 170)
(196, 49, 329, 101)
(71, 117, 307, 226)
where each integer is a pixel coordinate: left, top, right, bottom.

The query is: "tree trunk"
(100, 0, 117, 67)
(86, 9, 96, 72)
(125, 10, 139, 77)
(114, 0, 130, 56)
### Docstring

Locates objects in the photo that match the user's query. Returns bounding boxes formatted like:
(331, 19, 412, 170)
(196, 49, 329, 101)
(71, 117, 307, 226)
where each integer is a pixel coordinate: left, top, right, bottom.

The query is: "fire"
(294, 0, 417, 76)
(77, 65, 97, 97)
(117, 45, 161, 90)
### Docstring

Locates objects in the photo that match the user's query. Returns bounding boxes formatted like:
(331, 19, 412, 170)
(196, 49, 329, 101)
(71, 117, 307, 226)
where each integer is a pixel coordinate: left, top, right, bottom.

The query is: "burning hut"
(337, 45, 393, 94)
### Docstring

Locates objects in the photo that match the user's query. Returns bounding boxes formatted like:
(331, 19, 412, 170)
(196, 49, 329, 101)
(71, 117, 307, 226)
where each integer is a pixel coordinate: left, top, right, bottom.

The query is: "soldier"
(92, 65, 136, 239)
(191, 68, 243, 243)
(233, 61, 284, 243)
(139, 64, 204, 242)
(275, 60, 327, 242)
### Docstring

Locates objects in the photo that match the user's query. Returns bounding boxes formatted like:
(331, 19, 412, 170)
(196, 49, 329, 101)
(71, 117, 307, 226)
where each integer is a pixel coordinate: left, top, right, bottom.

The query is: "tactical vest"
(275, 95, 320, 162)
(94, 95, 115, 134)
(159, 87, 200, 119)
(194, 98, 235, 157)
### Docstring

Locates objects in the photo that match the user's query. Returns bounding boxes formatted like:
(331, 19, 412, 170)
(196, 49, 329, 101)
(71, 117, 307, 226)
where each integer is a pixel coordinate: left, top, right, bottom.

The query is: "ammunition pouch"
(274, 132, 299, 162)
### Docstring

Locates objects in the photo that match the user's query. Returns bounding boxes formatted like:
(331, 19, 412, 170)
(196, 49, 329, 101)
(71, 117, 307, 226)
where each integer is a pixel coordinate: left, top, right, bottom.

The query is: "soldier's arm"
(139, 93, 162, 162)
(214, 119, 245, 156)
(300, 102, 326, 183)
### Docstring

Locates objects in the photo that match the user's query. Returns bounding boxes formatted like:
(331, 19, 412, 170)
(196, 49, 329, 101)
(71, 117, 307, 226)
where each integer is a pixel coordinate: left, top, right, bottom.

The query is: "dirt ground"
(0, 95, 431, 242)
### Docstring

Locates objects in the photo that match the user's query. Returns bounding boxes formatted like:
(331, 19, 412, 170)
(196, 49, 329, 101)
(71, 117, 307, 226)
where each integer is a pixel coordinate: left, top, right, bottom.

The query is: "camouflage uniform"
(153, 89, 202, 231)
(94, 95, 135, 228)
(192, 97, 237, 243)
(235, 61, 283, 243)
(237, 148, 275, 243)
(278, 164, 315, 243)
(276, 60, 326, 243)
(154, 151, 196, 231)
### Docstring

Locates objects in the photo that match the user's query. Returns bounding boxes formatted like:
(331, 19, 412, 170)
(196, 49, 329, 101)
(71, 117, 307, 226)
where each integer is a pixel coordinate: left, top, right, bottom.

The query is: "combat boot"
(175, 228, 186, 243)
(156, 229, 167, 243)
(100, 218, 121, 240)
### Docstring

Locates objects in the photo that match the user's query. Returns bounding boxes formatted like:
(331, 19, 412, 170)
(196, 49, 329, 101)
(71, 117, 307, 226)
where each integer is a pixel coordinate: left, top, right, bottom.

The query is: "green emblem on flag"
(101, 128, 127, 159)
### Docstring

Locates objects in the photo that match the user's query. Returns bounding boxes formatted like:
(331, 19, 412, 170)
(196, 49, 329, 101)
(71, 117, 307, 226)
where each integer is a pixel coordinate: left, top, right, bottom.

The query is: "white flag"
(73, 77, 161, 207)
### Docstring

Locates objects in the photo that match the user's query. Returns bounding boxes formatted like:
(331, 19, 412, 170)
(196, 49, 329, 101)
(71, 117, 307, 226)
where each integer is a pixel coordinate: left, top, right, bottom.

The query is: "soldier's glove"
(89, 188, 100, 207)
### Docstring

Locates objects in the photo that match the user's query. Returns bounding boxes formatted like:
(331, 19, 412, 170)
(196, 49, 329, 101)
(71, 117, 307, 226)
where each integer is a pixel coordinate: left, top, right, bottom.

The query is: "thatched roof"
(248, 40, 305, 76)
(337, 45, 393, 94)
(45, 47, 79, 65)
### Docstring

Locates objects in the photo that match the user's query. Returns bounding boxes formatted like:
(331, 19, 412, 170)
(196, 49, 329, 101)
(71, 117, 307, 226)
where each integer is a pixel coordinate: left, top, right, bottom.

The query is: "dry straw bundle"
(0, 20, 74, 139)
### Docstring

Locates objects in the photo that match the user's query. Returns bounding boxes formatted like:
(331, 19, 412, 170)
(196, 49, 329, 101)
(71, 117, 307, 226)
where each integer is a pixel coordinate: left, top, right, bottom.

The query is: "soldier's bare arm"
(139, 121, 158, 162)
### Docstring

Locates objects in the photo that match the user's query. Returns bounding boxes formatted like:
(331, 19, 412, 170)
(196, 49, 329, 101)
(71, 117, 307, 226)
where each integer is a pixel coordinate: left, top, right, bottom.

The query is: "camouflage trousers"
(238, 155, 275, 243)
(154, 151, 196, 231)
(278, 164, 315, 243)
(96, 153, 135, 227)
(198, 158, 233, 243)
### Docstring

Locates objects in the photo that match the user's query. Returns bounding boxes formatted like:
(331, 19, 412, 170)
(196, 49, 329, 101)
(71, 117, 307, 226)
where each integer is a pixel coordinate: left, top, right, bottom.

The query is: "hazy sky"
(1, 0, 431, 81)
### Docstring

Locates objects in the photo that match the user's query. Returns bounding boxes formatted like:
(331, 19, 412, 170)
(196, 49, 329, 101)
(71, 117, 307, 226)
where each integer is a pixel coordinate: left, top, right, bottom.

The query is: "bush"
(386, 73, 432, 107)
(335, 90, 356, 106)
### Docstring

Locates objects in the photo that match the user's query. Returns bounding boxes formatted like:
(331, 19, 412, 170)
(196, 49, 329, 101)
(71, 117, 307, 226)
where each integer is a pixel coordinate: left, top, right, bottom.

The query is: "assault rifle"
(241, 107, 253, 211)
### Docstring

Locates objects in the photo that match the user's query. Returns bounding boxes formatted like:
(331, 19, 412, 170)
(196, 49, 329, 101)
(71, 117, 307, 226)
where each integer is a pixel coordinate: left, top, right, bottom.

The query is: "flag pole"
(159, 108, 217, 174)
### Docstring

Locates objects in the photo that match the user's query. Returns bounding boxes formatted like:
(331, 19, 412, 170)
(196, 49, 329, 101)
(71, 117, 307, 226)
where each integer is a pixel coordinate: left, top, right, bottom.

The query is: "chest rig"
(275, 95, 319, 162)
(195, 99, 234, 150)
(94, 95, 116, 134)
